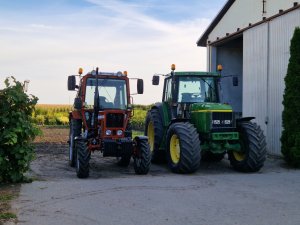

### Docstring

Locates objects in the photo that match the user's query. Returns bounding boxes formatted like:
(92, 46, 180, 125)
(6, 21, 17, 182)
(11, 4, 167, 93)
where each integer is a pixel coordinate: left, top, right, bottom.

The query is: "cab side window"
(164, 78, 172, 102)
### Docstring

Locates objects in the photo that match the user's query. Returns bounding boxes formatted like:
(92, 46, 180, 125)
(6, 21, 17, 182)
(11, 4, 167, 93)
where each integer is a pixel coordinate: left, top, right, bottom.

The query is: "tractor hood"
(190, 103, 233, 112)
(190, 103, 234, 133)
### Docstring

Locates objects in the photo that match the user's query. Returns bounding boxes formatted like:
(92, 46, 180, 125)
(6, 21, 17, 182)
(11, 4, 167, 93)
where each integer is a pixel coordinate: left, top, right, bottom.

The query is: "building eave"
(207, 3, 300, 47)
(196, 0, 235, 47)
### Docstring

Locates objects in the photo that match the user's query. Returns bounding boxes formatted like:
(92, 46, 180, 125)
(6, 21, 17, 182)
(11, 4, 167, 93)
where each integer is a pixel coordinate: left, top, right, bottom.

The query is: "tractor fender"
(134, 136, 149, 142)
(236, 117, 255, 123)
(168, 118, 190, 129)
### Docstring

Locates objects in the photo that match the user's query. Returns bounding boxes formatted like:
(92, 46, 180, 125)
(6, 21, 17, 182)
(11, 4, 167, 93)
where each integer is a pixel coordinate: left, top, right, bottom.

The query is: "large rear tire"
(166, 122, 201, 173)
(75, 139, 90, 178)
(144, 109, 165, 163)
(68, 119, 82, 167)
(133, 137, 151, 175)
(228, 121, 267, 172)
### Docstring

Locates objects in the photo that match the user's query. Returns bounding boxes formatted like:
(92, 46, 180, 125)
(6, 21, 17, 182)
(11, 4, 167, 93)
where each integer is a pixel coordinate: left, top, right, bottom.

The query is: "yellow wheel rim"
(147, 121, 154, 153)
(170, 134, 180, 164)
(233, 151, 246, 161)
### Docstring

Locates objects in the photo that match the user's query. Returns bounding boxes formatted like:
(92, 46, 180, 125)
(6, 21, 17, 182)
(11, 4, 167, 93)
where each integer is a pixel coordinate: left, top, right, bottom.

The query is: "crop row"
(32, 104, 149, 131)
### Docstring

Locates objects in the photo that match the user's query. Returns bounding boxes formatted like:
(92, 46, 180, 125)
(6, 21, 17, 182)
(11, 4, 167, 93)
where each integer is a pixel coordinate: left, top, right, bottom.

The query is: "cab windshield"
(85, 78, 127, 109)
(178, 76, 218, 103)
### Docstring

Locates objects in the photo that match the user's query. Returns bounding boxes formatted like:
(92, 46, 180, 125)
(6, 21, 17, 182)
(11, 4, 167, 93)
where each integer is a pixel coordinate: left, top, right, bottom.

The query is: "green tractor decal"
(145, 64, 267, 173)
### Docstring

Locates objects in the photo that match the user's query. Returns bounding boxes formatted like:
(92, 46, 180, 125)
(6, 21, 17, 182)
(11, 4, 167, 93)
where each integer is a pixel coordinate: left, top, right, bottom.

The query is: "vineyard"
(32, 104, 150, 130)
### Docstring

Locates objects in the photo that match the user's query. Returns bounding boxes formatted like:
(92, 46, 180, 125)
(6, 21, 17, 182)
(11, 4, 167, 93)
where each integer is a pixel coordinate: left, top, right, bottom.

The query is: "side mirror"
(137, 79, 144, 94)
(68, 76, 76, 91)
(74, 97, 82, 110)
(233, 76, 238, 86)
(152, 75, 160, 85)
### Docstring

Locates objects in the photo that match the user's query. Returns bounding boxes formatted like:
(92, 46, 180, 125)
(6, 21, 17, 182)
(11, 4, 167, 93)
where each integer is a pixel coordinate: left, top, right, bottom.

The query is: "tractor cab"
(84, 77, 128, 110)
(153, 65, 222, 120)
(67, 68, 150, 178)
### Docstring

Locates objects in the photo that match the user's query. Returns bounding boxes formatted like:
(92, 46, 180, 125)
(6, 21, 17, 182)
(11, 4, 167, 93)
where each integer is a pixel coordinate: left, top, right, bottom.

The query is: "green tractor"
(145, 64, 267, 174)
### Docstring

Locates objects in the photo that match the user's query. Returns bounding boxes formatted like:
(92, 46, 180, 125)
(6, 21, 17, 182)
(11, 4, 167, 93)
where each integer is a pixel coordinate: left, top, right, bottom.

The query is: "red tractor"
(67, 67, 151, 178)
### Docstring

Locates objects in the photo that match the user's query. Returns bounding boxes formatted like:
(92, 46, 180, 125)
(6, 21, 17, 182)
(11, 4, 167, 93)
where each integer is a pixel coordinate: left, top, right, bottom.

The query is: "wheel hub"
(147, 121, 154, 152)
(170, 134, 180, 164)
(233, 151, 246, 161)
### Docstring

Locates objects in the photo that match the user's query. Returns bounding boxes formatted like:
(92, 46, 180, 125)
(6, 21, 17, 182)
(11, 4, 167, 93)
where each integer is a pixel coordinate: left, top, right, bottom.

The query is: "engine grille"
(211, 112, 234, 129)
(106, 113, 124, 128)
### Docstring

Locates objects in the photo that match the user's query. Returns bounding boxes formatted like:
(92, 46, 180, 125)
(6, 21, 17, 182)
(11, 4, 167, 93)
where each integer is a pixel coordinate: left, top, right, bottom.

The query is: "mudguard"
(236, 117, 255, 123)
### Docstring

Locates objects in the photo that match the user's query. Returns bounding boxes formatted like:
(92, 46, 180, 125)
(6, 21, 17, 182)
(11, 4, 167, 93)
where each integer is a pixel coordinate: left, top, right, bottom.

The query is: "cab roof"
(174, 71, 220, 76)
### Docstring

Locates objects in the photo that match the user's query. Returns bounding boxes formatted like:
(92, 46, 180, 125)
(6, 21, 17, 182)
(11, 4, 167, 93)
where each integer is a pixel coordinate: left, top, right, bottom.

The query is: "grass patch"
(0, 212, 17, 219)
(133, 130, 144, 137)
(0, 185, 19, 224)
(0, 195, 13, 202)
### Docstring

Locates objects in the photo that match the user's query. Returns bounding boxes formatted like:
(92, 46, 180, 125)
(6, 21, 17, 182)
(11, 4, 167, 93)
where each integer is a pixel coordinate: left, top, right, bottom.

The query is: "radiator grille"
(211, 112, 234, 129)
(106, 113, 124, 128)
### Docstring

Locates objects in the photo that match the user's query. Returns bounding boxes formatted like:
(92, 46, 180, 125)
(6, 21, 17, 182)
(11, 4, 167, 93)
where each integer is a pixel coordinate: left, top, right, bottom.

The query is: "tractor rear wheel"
(75, 139, 91, 178)
(228, 121, 267, 172)
(68, 119, 82, 167)
(144, 109, 164, 163)
(133, 137, 151, 175)
(166, 122, 201, 173)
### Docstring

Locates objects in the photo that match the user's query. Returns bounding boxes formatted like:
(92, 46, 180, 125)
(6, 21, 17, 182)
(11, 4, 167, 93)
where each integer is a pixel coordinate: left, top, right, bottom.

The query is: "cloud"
(0, 0, 212, 104)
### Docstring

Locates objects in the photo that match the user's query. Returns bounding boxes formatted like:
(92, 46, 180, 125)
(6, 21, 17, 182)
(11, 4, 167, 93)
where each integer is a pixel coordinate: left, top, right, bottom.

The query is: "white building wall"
(267, 9, 300, 155)
(208, 0, 298, 44)
(243, 23, 268, 134)
(242, 8, 300, 155)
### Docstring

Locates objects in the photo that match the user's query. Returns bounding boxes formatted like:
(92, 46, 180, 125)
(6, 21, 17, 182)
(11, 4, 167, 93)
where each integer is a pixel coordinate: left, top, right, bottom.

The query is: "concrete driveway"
(10, 143, 300, 225)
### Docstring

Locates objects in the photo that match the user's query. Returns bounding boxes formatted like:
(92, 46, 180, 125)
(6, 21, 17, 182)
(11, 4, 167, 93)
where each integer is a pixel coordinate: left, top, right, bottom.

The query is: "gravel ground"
(8, 128, 300, 225)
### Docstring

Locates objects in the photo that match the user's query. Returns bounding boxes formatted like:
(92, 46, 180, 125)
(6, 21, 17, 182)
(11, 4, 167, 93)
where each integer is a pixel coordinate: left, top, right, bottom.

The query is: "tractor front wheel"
(68, 119, 82, 167)
(228, 121, 267, 172)
(166, 122, 201, 173)
(133, 137, 151, 175)
(75, 139, 91, 178)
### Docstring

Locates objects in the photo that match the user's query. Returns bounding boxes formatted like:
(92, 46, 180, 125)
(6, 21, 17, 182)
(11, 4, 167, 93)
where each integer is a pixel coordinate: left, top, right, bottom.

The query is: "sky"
(0, 0, 227, 105)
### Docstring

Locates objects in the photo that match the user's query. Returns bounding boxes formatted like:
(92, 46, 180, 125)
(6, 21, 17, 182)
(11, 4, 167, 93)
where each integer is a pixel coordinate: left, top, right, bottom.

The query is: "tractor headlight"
(212, 120, 221, 125)
(116, 130, 123, 136)
(105, 130, 112, 136)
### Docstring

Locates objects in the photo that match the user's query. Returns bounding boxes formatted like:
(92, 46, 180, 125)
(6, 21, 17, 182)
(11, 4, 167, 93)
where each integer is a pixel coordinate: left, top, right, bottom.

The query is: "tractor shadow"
(31, 143, 170, 181)
(31, 142, 287, 181)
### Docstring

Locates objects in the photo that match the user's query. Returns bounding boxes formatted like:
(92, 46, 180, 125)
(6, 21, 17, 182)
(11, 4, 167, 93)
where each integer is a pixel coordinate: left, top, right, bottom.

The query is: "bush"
(0, 77, 40, 183)
(281, 27, 300, 167)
